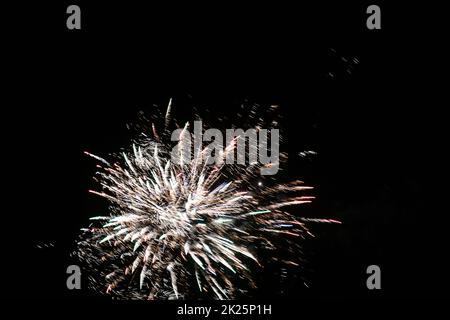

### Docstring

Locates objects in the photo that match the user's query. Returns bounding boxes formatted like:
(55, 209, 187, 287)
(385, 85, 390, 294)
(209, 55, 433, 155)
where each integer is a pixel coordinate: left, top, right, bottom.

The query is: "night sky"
(4, 1, 447, 305)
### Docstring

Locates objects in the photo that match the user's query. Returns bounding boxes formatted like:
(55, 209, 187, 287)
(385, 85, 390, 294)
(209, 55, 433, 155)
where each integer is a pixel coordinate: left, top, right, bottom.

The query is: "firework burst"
(76, 100, 339, 299)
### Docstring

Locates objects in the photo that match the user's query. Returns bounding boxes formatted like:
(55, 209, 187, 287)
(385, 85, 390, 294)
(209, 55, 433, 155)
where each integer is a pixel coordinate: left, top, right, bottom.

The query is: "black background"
(4, 0, 448, 306)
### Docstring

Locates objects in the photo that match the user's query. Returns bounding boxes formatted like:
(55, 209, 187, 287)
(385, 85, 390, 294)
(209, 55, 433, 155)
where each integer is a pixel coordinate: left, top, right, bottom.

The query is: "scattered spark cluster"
(327, 48, 360, 78)
(75, 100, 339, 300)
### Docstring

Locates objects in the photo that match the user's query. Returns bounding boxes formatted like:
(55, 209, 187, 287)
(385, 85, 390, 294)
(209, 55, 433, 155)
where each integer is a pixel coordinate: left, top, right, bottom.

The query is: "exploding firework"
(76, 100, 339, 300)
